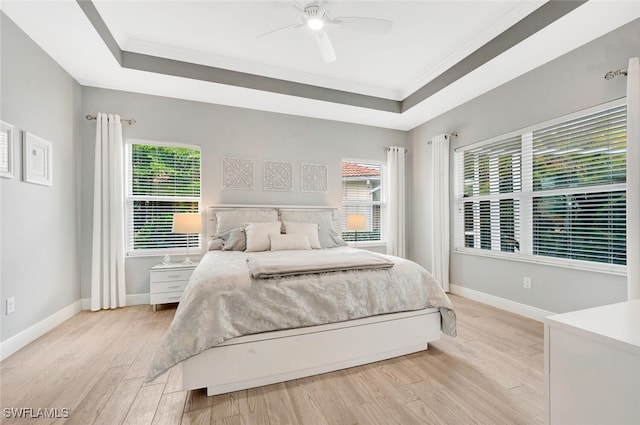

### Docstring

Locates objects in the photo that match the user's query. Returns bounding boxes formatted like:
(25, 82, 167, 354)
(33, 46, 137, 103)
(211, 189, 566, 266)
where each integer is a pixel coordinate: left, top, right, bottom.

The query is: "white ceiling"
(2, 1, 640, 130)
(94, 0, 541, 100)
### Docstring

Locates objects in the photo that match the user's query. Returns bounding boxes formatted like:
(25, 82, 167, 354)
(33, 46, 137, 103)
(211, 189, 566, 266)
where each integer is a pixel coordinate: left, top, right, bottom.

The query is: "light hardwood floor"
(0, 295, 544, 425)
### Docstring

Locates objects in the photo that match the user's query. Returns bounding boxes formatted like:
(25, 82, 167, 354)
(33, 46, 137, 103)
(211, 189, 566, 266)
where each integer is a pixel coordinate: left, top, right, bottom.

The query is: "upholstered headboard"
(206, 205, 342, 241)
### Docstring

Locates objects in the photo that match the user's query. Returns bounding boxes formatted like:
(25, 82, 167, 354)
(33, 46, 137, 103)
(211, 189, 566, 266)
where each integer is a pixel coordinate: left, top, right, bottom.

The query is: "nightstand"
(150, 262, 198, 311)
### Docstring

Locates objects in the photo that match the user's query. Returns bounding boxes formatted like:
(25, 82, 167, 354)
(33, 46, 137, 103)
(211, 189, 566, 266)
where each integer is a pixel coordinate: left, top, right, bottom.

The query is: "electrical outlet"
(6, 297, 15, 314)
(523, 277, 532, 290)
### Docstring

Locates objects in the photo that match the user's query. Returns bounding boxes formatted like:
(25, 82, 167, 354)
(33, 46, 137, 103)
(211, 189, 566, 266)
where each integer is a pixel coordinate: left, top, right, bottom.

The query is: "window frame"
(454, 99, 627, 275)
(124, 139, 202, 257)
(341, 158, 386, 246)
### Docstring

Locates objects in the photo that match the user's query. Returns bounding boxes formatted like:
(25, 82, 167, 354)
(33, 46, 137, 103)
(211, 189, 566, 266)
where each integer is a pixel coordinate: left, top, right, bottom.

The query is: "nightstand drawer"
(150, 269, 194, 283)
(150, 291, 183, 305)
(151, 280, 189, 294)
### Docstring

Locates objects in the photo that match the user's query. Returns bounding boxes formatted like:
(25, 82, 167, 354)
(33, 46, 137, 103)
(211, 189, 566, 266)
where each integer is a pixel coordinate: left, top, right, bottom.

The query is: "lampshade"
(172, 213, 202, 234)
(346, 214, 367, 231)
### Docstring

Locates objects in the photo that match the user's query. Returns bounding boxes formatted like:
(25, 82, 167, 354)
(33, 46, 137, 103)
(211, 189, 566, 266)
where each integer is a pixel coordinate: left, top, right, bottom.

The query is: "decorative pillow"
(245, 222, 282, 252)
(269, 234, 311, 251)
(221, 228, 246, 251)
(214, 209, 278, 235)
(279, 209, 344, 248)
(283, 221, 321, 249)
(208, 238, 224, 250)
(319, 225, 348, 248)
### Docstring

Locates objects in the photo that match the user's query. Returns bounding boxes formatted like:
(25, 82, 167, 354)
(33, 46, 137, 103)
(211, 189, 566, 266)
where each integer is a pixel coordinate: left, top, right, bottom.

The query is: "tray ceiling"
(2, 1, 639, 130)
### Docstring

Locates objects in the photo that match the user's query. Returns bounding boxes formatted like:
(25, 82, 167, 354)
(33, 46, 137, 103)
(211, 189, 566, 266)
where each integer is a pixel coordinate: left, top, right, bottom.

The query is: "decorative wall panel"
(223, 157, 254, 190)
(263, 161, 293, 192)
(301, 163, 328, 192)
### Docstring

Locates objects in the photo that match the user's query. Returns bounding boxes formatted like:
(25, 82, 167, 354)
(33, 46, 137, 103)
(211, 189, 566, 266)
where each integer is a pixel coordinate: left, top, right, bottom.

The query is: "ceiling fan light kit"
(259, 1, 393, 64)
(304, 4, 326, 30)
(307, 18, 324, 30)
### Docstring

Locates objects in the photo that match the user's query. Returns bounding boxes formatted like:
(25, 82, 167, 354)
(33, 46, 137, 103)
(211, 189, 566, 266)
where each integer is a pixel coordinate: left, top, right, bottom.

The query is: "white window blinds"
(455, 101, 626, 268)
(126, 142, 201, 254)
(532, 105, 626, 191)
(341, 160, 384, 242)
(530, 104, 626, 265)
(460, 135, 522, 253)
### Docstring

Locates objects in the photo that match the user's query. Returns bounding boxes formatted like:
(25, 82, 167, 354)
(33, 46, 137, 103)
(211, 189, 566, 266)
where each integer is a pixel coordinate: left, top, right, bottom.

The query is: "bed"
(146, 206, 456, 396)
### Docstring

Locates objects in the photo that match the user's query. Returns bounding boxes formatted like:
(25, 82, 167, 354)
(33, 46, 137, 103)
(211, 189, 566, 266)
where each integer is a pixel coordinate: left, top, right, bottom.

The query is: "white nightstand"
(150, 262, 198, 311)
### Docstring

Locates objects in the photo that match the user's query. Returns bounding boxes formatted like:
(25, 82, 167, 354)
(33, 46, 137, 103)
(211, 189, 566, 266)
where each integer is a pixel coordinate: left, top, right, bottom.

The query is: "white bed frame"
(182, 308, 442, 396)
(181, 205, 443, 396)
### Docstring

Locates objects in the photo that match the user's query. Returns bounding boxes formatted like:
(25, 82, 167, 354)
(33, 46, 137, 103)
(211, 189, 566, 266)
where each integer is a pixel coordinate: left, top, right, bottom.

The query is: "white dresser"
(544, 300, 640, 425)
(149, 262, 198, 311)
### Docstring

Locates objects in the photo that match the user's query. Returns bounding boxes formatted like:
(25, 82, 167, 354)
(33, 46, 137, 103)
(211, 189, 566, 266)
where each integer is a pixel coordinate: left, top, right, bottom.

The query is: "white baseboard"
(449, 284, 555, 322)
(80, 293, 150, 310)
(0, 300, 82, 361)
(2, 294, 152, 361)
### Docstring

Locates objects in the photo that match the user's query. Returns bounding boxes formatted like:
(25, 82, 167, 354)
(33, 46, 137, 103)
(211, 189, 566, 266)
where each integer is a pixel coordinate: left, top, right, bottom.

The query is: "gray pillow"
(208, 238, 224, 250)
(219, 228, 247, 251)
(318, 224, 348, 248)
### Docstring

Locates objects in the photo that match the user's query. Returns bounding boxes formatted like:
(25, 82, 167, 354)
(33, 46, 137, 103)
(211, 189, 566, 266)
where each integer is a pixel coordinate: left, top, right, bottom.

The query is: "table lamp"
(346, 214, 367, 247)
(172, 213, 202, 264)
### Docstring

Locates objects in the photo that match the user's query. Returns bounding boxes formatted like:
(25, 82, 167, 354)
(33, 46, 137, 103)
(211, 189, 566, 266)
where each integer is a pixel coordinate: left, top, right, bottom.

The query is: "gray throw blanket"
(247, 249, 394, 278)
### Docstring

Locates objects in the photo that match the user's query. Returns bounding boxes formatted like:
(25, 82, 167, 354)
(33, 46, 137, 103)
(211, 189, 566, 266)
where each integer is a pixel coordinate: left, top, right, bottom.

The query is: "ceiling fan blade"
(314, 31, 336, 63)
(291, 0, 307, 11)
(257, 23, 304, 38)
(329, 17, 393, 34)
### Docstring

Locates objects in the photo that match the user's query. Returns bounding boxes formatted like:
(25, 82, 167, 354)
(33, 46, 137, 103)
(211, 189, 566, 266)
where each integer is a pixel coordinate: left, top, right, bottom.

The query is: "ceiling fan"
(258, 1, 394, 63)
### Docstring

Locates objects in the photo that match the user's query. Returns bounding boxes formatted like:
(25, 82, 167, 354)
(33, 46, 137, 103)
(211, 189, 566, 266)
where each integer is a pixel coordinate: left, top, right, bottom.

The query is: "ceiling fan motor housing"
(304, 5, 329, 24)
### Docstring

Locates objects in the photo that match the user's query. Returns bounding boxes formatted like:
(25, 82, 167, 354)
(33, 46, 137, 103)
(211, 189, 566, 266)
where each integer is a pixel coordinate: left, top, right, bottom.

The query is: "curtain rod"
(604, 67, 628, 80)
(385, 146, 408, 153)
(427, 131, 458, 144)
(85, 114, 136, 125)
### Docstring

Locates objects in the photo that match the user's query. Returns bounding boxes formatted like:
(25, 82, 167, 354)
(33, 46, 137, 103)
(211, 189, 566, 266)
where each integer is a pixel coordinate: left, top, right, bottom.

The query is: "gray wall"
(0, 13, 82, 342)
(80, 88, 408, 297)
(3, 3, 636, 340)
(409, 18, 640, 314)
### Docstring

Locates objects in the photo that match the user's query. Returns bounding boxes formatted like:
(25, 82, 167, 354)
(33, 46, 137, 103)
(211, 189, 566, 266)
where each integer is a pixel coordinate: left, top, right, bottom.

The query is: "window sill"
(127, 249, 203, 258)
(347, 241, 386, 249)
(453, 248, 626, 276)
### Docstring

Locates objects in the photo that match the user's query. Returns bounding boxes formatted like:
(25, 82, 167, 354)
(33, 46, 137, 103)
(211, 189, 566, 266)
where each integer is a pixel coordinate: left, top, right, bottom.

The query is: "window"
(341, 160, 384, 243)
(125, 141, 201, 255)
(455, 101, 626, 269)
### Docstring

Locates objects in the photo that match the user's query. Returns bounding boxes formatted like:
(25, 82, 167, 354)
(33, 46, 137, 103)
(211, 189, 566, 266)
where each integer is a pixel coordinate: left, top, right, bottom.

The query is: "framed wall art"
(0, 121, 16, 179)
(23, 131, 53, 186)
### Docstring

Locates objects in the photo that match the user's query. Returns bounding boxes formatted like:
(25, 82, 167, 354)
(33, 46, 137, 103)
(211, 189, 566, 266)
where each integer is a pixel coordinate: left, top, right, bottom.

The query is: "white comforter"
(146, 247, 456, 381)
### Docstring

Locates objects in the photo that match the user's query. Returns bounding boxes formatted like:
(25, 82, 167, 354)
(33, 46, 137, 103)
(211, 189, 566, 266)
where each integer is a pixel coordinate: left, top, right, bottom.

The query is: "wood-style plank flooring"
(0, 295, 544, 425)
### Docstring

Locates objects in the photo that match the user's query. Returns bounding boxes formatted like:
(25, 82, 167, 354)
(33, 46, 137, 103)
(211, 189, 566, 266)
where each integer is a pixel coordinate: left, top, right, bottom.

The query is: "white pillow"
(245, 222, 282, 252)
(269, 234, 311, 251)
(283, 221, 321, 249)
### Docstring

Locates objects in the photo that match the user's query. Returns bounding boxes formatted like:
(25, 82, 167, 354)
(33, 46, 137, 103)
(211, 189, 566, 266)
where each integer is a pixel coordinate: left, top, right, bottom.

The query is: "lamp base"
(182, 256, 194, 265)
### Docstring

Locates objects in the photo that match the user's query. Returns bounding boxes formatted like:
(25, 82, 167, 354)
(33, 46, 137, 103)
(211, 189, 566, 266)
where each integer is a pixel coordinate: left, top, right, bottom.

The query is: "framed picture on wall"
(23, 131, 53, 186)
(0, 121, 16, 179)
